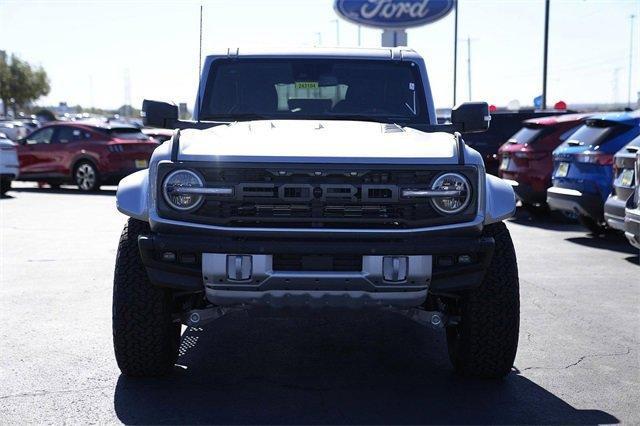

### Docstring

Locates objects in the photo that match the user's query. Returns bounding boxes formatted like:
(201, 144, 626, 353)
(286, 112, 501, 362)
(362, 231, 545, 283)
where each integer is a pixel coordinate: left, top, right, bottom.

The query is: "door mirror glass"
(142, 100, 179, 129)
(451, 102, 491, 134)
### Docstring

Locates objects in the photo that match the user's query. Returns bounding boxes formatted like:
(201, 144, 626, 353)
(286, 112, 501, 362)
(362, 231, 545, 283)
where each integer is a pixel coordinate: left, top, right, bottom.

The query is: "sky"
(1, 0, 639, 111)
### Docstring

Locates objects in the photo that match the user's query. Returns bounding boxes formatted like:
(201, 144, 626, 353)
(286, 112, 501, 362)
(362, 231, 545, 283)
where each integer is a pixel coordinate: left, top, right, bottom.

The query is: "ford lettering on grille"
(235, 184, 399, 203)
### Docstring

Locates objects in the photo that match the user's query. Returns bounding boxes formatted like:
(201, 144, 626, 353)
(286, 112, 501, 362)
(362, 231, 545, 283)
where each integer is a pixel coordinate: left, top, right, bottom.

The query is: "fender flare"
(484, 174, 516, 224)
(116, 169, 149, 221)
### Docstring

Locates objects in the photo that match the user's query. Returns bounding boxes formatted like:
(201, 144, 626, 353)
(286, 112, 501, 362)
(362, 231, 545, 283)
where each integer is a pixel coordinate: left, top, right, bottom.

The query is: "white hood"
(177, 120, 459, 164)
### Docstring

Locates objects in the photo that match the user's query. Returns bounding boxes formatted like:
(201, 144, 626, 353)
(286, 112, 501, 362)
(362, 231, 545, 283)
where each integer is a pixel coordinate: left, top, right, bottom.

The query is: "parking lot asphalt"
(1, 182, 638, 425)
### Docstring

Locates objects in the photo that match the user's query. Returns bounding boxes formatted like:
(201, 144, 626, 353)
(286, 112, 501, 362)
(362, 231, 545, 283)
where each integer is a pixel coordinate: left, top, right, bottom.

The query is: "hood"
(177, 120, 459, 164)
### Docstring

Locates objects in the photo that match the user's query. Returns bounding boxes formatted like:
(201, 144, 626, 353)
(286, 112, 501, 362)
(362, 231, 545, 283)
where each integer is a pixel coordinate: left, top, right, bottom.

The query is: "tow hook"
(183, 306, 245, 327)
(393, 308, 457, 329)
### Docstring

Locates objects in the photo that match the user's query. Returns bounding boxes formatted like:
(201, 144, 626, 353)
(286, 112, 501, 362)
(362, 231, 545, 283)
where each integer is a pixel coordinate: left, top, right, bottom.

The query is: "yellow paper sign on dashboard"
(295, 81, 319, 89)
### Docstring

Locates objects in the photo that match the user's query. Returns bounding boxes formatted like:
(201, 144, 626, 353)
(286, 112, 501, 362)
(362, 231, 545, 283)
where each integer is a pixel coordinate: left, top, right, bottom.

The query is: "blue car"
(547, 110, 640, 233)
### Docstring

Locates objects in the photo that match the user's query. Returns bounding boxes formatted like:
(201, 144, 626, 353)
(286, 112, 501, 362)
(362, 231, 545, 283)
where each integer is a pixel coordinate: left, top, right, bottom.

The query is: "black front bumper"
(138, 233, 495, 295)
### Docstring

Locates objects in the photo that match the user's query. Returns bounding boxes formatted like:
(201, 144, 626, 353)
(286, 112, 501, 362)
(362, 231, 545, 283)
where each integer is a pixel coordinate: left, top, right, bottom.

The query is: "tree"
(0, 51, 50, 117)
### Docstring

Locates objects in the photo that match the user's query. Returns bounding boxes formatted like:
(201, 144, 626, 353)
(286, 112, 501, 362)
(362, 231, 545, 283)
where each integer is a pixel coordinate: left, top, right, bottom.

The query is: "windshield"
(200, 59, 428, 125)
(508, 126, 544, 144)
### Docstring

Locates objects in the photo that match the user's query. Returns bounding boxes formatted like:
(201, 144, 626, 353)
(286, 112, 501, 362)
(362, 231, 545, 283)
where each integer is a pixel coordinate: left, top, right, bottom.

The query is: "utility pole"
(613, 67, 621, 105)
(123, 68, 131, 118)
(358, 25, 362, 46)
(453, 0, 458, 106)
(331, 19, 340, 46)
(466, 36, 472, 101)
(628, 14, 636, 108)
(316, 32, 322, 46)
(88, 75, 94, 110)
(542, 0, 550, 110)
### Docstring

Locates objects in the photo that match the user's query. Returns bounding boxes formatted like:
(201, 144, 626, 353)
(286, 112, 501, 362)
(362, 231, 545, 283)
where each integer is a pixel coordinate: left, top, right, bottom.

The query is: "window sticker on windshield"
(295, 81, 319, 89)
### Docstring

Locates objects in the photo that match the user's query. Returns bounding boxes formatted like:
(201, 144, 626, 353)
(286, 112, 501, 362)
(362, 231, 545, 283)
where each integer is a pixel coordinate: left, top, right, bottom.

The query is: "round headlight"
(162, 169, 204, 211)
(430, 172, 471, 215)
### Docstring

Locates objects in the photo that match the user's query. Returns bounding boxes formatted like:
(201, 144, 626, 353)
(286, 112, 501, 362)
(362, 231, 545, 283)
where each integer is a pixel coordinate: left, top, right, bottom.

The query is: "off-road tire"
(445, 222, 520, 379)
(112, 218, 180, 376)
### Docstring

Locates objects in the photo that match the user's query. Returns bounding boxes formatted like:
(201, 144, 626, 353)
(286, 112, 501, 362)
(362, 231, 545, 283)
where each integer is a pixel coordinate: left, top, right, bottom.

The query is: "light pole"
(628, 14, 636, 108)
(466, 36, 472, 101)
(453, 0, 458, 106)
(542, 0, 550, 110)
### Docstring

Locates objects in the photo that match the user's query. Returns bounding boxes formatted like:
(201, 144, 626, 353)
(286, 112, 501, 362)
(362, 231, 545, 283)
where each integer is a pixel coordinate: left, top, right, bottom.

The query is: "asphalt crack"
(563, 347, 632, 369)
(0, 385, 113, 400)
(521, 347, 633, 371)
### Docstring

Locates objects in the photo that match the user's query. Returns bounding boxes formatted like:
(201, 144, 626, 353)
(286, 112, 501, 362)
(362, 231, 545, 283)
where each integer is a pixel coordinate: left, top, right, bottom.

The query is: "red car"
(498, 113, 592, 210)
(16, 122, 158, 191)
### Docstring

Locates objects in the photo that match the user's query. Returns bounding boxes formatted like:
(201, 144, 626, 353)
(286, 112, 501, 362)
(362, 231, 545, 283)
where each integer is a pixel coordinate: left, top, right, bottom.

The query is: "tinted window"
(26, 127, 55, 145)
(200, 59, 428, 125)
(109, 129, 150, 140)
(508, 127, 544, 144)
(559, 125, 581, 142)
(565, 121, 624, 146)
(55, 126, 89, 143)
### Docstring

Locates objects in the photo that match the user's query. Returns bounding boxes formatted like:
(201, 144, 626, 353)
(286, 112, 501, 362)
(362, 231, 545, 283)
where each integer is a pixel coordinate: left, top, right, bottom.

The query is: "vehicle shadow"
(113, 309, 618, 425)
(9, 186, 116, 196)
(507, 208, 582, 232)
(565, 232, 639, 255)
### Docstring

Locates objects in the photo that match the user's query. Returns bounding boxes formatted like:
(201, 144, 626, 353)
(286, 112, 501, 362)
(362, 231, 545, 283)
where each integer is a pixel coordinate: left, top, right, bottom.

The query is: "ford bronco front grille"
(157, 163, 478, 229)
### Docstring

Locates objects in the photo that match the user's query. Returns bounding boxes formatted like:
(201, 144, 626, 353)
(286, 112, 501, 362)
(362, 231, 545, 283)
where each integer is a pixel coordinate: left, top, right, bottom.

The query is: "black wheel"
(445, 222, 520, 379)
(0, 177, 10, 196)
(74, 160, 100, 191)
(112, 218, 180, 377)
(578, 215, 607, 235)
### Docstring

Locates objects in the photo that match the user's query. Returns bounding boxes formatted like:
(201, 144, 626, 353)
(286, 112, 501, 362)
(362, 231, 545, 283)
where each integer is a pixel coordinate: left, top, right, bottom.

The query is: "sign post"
(334, 0, 455, 47)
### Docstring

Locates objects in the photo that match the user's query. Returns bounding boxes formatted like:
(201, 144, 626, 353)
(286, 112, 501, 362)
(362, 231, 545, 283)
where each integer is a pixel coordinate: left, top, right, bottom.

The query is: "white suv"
(0, 133, 19, 195)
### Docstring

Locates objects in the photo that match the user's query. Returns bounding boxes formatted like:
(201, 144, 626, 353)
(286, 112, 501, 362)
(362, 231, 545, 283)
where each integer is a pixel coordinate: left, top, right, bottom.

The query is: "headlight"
(162, 169, 204, 211)
(430, 172, 471, 214)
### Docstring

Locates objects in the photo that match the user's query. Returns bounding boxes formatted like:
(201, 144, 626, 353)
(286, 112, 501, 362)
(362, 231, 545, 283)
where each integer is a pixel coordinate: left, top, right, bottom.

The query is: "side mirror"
(142, 99, 178, 129)
(451, 102, 490, 133)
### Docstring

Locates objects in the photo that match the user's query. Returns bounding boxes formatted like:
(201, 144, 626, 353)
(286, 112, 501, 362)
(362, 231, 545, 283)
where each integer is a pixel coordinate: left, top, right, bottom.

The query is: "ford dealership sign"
(334, 0, 455, 29)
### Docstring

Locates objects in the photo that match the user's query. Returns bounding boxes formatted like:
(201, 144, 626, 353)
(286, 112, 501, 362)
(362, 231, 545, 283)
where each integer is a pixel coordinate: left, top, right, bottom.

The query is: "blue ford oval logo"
(334, 0, 455, 29)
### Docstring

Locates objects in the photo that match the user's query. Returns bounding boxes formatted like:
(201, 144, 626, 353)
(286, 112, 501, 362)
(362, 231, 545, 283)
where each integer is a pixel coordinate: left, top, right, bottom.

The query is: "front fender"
(116, 170, 149, 222)
(484, 174, 516, 224)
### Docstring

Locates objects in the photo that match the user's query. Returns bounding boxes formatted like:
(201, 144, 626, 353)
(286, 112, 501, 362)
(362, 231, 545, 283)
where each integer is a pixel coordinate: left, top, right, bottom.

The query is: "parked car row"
(499, 109, 640, 250)
(0, 121, 160, 192)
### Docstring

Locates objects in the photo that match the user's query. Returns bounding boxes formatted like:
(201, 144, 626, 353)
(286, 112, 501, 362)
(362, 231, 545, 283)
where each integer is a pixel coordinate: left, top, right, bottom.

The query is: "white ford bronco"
(113, 47, 519, 378)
